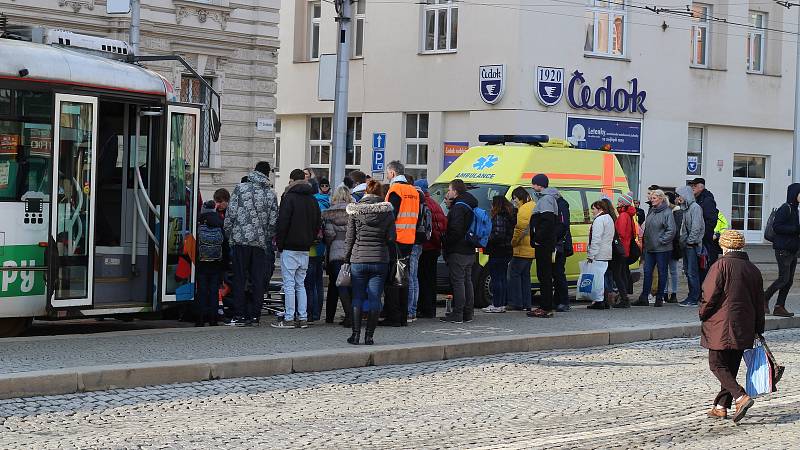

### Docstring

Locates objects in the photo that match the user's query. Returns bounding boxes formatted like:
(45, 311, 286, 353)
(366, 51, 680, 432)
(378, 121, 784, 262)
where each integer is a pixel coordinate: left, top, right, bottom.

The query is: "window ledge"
(690, 65, 726, 72)
(747, 71, 780, 78)
(583, 53, 630, 62)
(419, 49, 458, 56)
(351, 56, 364, 60)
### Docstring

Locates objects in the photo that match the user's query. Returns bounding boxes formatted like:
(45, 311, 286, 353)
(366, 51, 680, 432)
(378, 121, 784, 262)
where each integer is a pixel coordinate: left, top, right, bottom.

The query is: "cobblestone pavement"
(1, 329, 797, 449)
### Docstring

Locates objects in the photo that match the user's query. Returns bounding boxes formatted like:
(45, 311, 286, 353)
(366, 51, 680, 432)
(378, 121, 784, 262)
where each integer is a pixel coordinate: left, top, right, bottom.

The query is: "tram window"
(0, 89, 53, 201)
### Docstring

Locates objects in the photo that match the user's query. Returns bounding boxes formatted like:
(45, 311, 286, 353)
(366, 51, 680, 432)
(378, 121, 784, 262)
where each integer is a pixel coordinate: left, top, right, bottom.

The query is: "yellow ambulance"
(430, 135, 637, 307)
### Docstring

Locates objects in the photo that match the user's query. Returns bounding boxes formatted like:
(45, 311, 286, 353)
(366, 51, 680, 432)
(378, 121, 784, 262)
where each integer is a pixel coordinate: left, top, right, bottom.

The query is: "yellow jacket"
(512, 200, 535, 259)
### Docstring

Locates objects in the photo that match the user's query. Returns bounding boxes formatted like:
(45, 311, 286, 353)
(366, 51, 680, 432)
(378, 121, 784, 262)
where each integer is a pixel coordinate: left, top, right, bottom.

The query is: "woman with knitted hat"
(700, 230, 766, 423)
(614, 193, 638, 308)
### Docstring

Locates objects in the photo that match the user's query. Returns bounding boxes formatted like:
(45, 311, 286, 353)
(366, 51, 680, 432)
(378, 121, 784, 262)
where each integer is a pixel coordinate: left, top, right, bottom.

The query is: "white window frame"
(422, 0, 458, 54)
(346, 116, 362, 173)
(353, 0, 365, 58)
(274, 119, 281, 173)
(584, 0, 627, 58)
(690, 3, 711, 68)
(687, 126, 704, 177)
(747, 11, 766, 74)
(309, 116, 332, 180)
(309, 1, 322, 61)
(404, 113, 429, 180)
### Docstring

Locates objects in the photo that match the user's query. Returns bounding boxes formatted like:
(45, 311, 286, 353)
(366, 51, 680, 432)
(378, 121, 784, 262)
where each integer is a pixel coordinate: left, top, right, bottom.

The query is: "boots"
(654, 295, 664, 307)
(614, 290, 631, 308)
(606, 291, 619, 308)
(340, 292, 353, 328)
(364, 310, 379, 345)
(347, 306, 362, 345)
(773, 305, 795, 317)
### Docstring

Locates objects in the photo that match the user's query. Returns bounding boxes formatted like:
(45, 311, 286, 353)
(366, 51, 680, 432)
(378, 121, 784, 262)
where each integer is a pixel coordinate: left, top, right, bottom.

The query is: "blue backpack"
(198, 224, 224, 262)
(456, 202, 492, 248)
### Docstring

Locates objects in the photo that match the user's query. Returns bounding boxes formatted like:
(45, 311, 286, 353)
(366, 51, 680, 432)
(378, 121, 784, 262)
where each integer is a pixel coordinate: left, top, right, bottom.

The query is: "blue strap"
(455, 201, 473, 211)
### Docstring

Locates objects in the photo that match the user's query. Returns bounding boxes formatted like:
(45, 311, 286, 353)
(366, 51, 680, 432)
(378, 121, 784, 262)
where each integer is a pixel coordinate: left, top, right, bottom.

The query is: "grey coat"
(643, 202, 676, 253)
(344, 195, 396, 264)
(323, 203, 349, 262)
(677, 186, 705, 248)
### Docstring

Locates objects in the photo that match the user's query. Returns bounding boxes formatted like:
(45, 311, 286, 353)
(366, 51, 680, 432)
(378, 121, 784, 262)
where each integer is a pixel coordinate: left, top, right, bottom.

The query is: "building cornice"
(173, 0, 232, 30)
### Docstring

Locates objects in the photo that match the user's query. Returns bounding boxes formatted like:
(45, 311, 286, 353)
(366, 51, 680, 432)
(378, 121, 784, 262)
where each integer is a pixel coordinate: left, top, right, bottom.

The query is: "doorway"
(731, 155, 767, 243)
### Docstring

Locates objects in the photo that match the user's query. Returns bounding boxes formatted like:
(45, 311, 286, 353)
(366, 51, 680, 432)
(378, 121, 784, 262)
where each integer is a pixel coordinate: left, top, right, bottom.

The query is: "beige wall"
(1, 0, 280, 199)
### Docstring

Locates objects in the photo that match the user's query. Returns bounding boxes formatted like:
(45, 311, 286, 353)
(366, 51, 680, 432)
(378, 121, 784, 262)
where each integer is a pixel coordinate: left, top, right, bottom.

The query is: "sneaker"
(679, 300, 699, 307)
(439, 315, 463, 324)
(555, 304, 571, 312)
(296, 320, 309, 329)
(225, 317, 246, 327)
(407, 314, 416, 323)
(482, 305, 496, 313)
(486, 306, 506, 313)
(270, 319, 294, 329)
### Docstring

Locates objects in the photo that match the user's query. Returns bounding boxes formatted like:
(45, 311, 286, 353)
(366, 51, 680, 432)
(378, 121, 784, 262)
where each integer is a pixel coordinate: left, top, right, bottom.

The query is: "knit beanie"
(531, 173, 549, 188)
(618, 192, 634, 207)
(719, 230, 745, 250)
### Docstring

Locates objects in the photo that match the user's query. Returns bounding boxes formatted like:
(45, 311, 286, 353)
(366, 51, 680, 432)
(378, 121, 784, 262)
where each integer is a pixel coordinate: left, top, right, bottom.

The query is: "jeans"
(602, 260, 615, 293)
(417, 250, 439, 318)
(488, 255, 511, 308)
(640, 250, 671, 300)
(683, 245, 701, 303)
(351, 262, 388, 312)
(765, 249, 798, 307)
(668, 259, 679, 295)
(231, 245, 266, 320)
(535, 246, 555, 311)
(408, 244, 423, 316)
(553, 251, 569, 307)
(281, 250, 309, 321)
(447, 252, 475, 321)
(508, 257, 532, 309)
(304, 256, 324, 321)
(196, 265, 222, 323)
(327, 260, 353, 322)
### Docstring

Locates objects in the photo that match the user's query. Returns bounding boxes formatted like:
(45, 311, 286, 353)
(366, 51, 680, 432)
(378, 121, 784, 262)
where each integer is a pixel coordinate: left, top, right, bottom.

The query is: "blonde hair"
(650, 189, 668, 202)
(331, 185, 353, 205)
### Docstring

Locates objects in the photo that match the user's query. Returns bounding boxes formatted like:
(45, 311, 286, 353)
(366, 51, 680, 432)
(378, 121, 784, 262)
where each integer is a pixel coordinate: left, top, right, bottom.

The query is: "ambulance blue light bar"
(479, 135, 549, 145)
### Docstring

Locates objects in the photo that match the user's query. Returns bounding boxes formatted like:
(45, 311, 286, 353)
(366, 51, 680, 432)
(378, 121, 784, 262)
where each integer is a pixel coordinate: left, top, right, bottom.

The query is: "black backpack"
(555, 197, 574, 257)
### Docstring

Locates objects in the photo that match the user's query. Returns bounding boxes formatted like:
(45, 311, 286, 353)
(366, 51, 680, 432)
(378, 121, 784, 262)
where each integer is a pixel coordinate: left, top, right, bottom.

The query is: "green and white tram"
(0, 32, 219, 336)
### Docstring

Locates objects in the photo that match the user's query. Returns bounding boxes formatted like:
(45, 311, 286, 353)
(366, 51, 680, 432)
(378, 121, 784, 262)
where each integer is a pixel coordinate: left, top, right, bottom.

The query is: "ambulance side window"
(581, 189, 623, 223)
(559, 188, 586, 225)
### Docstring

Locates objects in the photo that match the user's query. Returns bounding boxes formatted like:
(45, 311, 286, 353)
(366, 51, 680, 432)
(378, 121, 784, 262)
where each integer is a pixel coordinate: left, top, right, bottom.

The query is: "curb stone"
(2, 315, 799, 400)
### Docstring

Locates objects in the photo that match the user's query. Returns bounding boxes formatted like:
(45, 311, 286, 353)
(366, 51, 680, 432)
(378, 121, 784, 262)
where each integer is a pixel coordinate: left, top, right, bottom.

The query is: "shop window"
(687, 126, 703, 176)
(422, 0, 458, 53)
(584, 0, 626, 57)
(690, 4, 711, 67)
(405, 113, 428, 181)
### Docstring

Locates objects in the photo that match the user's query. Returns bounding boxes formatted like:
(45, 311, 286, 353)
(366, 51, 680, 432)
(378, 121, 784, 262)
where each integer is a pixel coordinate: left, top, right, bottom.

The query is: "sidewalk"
(2, 293, 798, 399)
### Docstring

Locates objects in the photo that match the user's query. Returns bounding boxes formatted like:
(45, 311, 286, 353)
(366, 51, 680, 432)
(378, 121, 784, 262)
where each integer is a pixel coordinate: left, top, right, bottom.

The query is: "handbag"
(390, 245, 410, 287)
(335, 263, 352, 287)
(612, 231, 626, 258)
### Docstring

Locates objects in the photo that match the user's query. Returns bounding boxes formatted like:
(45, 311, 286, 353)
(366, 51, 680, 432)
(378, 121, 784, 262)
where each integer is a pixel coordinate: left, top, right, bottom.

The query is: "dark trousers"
(448, 252, 475, 321)
(488, 255, 511, 308)
(553, 251, 569, 307)
(765, 249, 797, 308)
(231, 245, 266, 320)
(700, 239, 720, 283)
(535, 246, 555, 311)
(417, 250, 439, 318)
(385, 243, 413, 325)
(325, 260, 340, 322)
(640, 250, 671, 300)
(708, 349, 746, 408)
(196, 265, 222, 323)
(305, 256, 324, 321)
(610, 257, 629, 299)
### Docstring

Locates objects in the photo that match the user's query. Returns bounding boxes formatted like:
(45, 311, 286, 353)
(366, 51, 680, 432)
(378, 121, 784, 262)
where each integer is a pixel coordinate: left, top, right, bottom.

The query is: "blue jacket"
(772, 183, 800, 252)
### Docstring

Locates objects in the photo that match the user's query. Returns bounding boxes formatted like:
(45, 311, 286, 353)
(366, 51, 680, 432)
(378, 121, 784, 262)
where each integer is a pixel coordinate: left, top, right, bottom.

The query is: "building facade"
(1, 0, 280, 198)
(277, 0, 796, 242)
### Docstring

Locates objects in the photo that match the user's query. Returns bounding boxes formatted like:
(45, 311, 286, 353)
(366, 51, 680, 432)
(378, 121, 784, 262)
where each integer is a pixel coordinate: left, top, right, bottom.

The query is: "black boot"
(364, 310, 379, 345)
(340, 292, 353, 328)
(614, 292, 631, 308)
(347, 306, 362, 345)
(654, 295, 664, 307)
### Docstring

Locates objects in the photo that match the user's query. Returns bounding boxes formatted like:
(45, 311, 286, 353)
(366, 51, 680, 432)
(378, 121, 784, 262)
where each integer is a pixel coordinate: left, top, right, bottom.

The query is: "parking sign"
(372, 149, 385, 172)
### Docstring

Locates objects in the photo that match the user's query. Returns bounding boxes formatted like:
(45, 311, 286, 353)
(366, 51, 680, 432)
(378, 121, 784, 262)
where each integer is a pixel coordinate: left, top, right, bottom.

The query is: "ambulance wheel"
(473, 265, 491, 309)
(0, 317, 32, 338)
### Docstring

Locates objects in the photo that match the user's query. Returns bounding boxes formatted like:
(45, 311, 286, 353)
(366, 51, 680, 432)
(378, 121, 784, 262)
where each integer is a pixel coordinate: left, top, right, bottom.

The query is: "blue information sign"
(372, 133, 386, 150)
(372, 149, 385, 172)
(566, 117, 641, 154)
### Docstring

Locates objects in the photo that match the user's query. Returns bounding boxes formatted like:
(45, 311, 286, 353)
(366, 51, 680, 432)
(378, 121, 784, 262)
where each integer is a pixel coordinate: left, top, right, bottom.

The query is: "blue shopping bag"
(743, 342, 773, 397)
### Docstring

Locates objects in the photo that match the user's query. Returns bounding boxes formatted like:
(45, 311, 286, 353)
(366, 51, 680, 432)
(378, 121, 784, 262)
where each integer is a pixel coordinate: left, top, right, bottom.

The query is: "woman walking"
(634, 190, 676, 307)
(586, 200, 615, 309)
(700, 230, 765, 423)
(323, 186, 353, 327)
(483, 196, 516, 313)
(344, 180, 396, 345)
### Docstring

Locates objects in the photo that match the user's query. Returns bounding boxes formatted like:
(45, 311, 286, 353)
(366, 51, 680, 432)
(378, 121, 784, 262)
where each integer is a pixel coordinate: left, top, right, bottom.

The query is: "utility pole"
(130, 0, 141, 55)
(330, 0, 352, 187)
(793, 3, 800, 181)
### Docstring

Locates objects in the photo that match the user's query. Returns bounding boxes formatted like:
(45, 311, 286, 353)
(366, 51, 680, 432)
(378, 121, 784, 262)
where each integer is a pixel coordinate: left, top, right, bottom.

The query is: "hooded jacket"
(276, 180, 322, 252)
(322, 202, 349, 262)
(344, 195, 396, 264)
(224, 170, 278, 251)
(677, 185, 705, 248)
(445, 191, 479, 256)
(530, 187, 559, 249)
(615, 205, 637, 258)
(771, 183, 800, 252)
(643, 201, 676, 253)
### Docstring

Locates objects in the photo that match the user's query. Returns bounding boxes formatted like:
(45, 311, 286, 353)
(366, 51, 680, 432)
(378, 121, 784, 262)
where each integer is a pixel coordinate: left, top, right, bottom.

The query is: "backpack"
(764, 206, 781, 243)
(555, 197, 574, 257)
(198, 223, 224, 262)
(456, 202, 492, 248)
(416, 195, 434, 243)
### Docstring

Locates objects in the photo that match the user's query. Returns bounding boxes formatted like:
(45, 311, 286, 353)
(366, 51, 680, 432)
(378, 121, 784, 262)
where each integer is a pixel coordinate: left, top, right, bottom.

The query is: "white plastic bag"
(577, 260, 607, 302)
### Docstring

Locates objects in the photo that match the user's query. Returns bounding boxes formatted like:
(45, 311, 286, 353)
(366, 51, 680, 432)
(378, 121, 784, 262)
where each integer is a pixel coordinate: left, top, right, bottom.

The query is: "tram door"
(160, 105, 200, 303)
(49, 94, 98, 308)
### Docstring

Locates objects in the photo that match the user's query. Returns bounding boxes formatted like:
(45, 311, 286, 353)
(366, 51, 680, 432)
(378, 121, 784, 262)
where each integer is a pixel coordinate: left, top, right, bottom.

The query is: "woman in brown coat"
(699, 230, 766, 423)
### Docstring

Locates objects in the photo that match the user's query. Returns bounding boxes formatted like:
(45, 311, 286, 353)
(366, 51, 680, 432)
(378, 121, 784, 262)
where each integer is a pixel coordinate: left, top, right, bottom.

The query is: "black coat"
(445, 192, 478, 256)
(276, 181, 322, 252)
(695, 189, 718, 245)
(771, 183, 800, 252)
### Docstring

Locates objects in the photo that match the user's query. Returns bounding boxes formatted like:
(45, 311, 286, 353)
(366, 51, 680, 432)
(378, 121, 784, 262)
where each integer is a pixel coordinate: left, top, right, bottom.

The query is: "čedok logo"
(479, 65, 505, 104)
(536, 66, 564, 107)
(473, 155, 499, 170)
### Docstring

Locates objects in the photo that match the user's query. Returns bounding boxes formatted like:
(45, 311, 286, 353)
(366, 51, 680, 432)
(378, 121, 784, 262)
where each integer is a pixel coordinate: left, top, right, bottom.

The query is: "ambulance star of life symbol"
(536, 66, 564, 107)
(473, 154, 499, 170)
(479, 64, 505, 104)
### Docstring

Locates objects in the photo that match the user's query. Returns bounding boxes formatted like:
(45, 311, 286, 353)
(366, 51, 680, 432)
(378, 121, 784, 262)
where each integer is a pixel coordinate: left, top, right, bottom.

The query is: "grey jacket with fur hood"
(344, 195, 397, 264)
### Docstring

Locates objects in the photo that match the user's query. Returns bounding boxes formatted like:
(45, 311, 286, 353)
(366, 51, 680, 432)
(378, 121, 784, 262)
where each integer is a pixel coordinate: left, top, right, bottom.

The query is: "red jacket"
(423, 191, 448, 252)
(615, 205, 637, 257)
